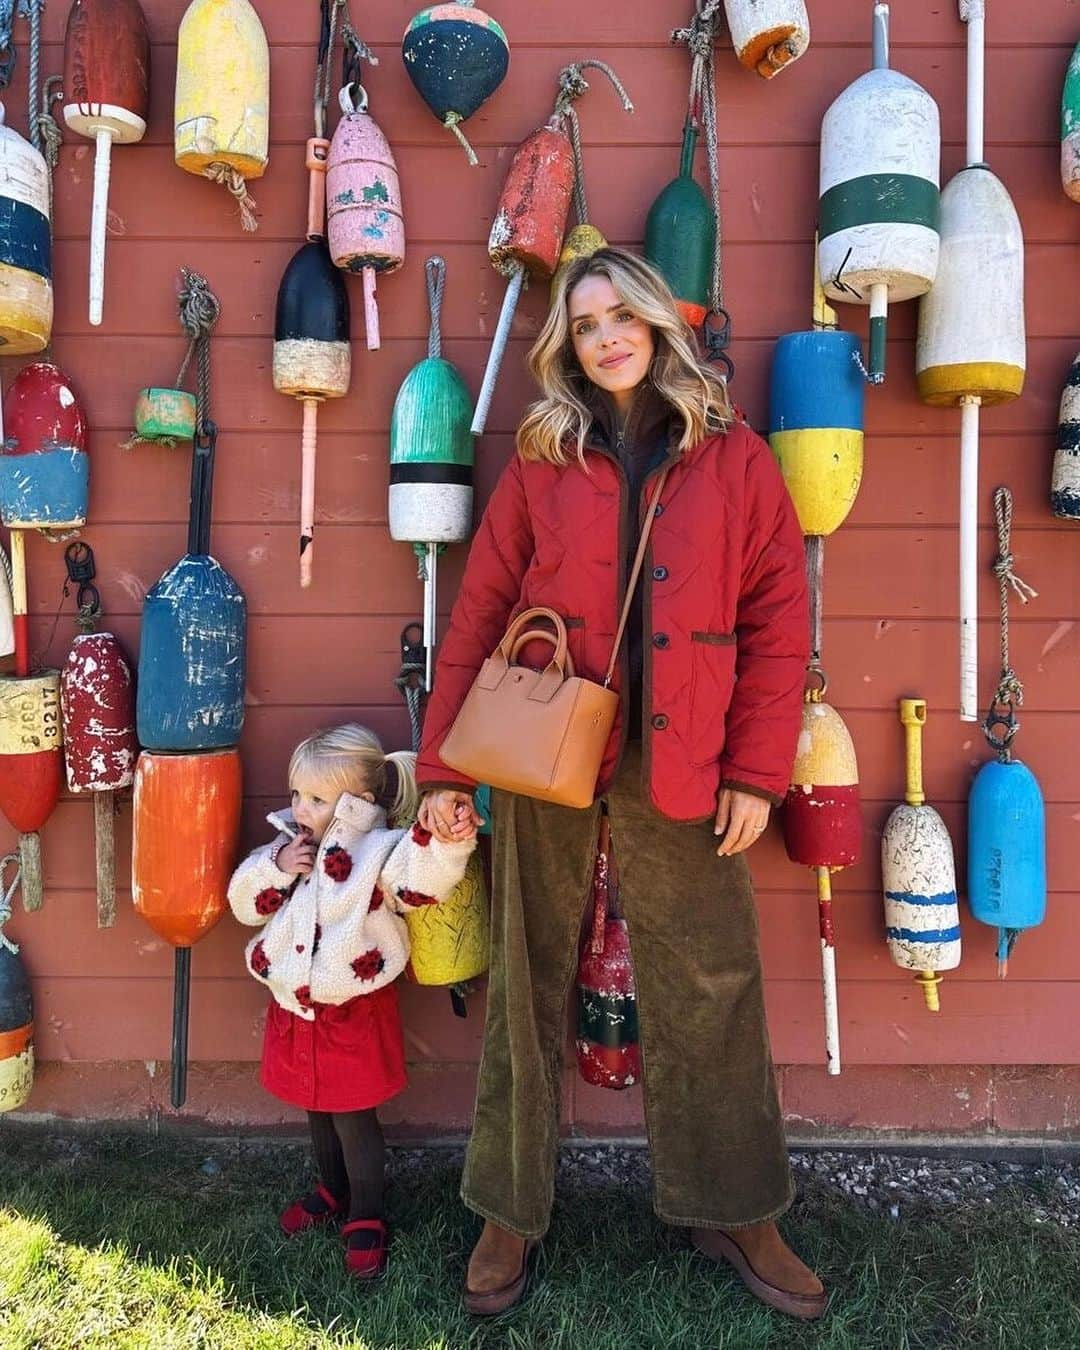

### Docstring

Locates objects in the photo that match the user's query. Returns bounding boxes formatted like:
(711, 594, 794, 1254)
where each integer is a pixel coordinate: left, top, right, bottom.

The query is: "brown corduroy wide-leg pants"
(461, 745, 794, 1240)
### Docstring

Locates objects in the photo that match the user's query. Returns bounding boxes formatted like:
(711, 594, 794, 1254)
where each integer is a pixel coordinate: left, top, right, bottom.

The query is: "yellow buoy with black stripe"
(0, 101, 51, 354)
(174, 0, 269, 231)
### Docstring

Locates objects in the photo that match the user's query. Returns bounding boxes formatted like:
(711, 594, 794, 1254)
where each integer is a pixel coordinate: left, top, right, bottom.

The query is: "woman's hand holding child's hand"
(277, 831, 317, 875)
(419, 790, 484, 844)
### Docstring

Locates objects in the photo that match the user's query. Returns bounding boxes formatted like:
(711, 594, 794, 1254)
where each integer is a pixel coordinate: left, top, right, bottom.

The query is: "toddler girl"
(228, 723, 477, 1278)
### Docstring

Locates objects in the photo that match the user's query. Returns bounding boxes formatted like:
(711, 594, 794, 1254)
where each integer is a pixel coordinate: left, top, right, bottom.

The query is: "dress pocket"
(688, 632, 737, 767)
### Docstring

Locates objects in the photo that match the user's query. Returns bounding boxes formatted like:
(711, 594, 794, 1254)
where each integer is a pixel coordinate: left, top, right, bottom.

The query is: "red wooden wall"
(2, 1, 1079, 1139)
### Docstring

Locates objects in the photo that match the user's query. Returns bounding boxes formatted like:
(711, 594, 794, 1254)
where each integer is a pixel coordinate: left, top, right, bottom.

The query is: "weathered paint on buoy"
(0, 926, 33, 1113)
(0, 671, 63, 835)
(724, 0, 810, 79)
(881, 700, 960, 1011)
(1061, 39, 1080, 202)
(916, 167, 1025, 406)
(645, 122, 715, 328)
(61, 632, 138, 793)
(1052, 352, 1080, 520)
(406, 850, 488, 984)
(550, 223, 607, 300)
(401, 2, 509, 162)
(0, 103, 52, 354)
(133, 387, 197, 444)
(0, 363, 89, 529)
(783, 694, 861, 868)
(818, 3, 940, 380)
(272, 241, 351, 400)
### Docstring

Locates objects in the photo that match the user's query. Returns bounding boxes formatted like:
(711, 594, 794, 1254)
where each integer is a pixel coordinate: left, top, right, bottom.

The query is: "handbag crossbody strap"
(603, 465, 672, 688)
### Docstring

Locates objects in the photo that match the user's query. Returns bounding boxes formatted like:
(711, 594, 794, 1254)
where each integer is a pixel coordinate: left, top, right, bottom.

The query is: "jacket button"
(653, 502, 665, 516)
(652, 714, 669, 730)
(652, 565, 668, 581)
(652, 632, 670, 649)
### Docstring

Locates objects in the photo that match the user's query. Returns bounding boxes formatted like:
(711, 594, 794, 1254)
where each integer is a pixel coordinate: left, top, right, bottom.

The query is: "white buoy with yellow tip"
(881, 699, 961, 1011)
(915, 1, 1025, 721)
(174, 0, 269, 231)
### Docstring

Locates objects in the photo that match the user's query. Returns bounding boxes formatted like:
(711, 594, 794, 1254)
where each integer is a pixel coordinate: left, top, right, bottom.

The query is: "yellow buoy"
(405, 850, 489, 986)
(174, 0, 269, 231)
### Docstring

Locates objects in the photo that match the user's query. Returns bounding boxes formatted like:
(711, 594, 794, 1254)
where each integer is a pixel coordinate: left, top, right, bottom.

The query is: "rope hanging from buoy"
(0, 853, 21, 956)
(177, 267, 221, 441)
(671, 1, 731, 372)
(554, 60, 634, 227)
(982, 486, 1037, 762)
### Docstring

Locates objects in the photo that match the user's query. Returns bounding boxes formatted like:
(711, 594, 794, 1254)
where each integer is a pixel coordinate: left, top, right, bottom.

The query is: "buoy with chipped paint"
(401, 2, 509, 164)
(881, 699, 961, 1011)
(724, 0, 810, 79)
(575, 815, 640, 1091)
(782, 679, 861, 1075)
(0, 363, 89, 530)
(326, 81, 404, 351)
(61, 629, 138, 928)
(0, 101, 52, 354)
(63, 0, 151, 326)
(132, 747, 242, 1107)
(1061, 39, 1080, 201)
(818, 2, 940, 382)
(1052, 352, 1080, 520)
(0, 670, 62, 913)
(0, 857, 33, 1112)
(470, 115, 575, 436)
(645, 119, 715, 329)
(174, 0, 269, 230)
(769, 242, 865, 538)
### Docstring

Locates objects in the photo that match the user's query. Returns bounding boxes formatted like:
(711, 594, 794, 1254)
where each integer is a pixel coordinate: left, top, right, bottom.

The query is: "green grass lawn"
(0, 1131, 1076, 1349)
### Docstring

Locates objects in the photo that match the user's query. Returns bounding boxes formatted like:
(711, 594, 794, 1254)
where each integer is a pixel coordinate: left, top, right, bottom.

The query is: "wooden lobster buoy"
(1051, 353, 1080, 520)
(783, 683, 860, 1075)
(551, 223, 607, 300)
(0, 858, 33, 1112)
(1061, 39, 1080, 201)
(1, 363, 89, 530)
(63, 0, 151, 326)
(0, 671, 62, 912)
(326, 82, 404, 351)
(132, 747, 241, 1107)
(575, 816, 639, 1090)
(60, 631, 138, 928)
(881, 699, 961, 1011)
(724, 0, 810, 79)
(132, 387, 197, 445)
(406, 851, 489, 985)
(470, 117, 575, 436)
(137, 426, 245, 751)
(818, 3, 940, 382)
(769, 247, 864, 538)
(0, 101, 52, 354)
(645, 120, 714, 329)
(401, 2, 509, 165)
(174, 0, 269, 231)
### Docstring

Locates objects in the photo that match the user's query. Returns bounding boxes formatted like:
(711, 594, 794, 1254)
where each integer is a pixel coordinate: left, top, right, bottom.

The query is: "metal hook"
(339, 81, 368, 116)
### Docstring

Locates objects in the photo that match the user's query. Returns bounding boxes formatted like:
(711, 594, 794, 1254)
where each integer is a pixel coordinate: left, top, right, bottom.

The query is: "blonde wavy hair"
(517, 247, 732, 466)
(288, 723, 419, 827)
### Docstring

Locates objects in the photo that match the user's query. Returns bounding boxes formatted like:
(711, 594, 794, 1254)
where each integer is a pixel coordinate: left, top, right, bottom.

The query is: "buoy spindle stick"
(817, 865, 841, 1075)
(471, 264, 525, 436)
(89, 128, 115, 327)
(363, 266, 380, 351)
(423, 542, 438, 693)
(961, 1, 986, 166)
(872, 4, 890, 70)
(868, 283, 888, 384)
(299, 398, 318, 589)
(94, 792, 116, 929)
(9, 529, 28, 678)
(959, 394, 981, 720)
(18, 834, 43, 913)
(171, 946, 191, 1108)
(902, 697, 927, 807)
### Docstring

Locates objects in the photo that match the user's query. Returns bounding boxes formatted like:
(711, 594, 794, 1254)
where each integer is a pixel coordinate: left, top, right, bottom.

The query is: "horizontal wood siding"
(2, 0, 1079, 1134)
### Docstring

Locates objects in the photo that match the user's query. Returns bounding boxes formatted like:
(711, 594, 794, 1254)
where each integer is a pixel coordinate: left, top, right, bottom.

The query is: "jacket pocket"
(688, 631, 737, 767)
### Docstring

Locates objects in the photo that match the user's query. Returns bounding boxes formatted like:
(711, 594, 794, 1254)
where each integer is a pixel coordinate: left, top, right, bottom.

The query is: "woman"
(416, 248, 825, 1320)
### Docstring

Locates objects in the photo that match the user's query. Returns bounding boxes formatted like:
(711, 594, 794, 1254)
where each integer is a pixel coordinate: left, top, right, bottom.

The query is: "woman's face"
(568, 274, 655, 414)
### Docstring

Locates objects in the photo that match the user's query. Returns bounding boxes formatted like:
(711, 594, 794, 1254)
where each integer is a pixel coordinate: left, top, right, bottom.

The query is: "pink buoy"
(326, 82, 404, 351)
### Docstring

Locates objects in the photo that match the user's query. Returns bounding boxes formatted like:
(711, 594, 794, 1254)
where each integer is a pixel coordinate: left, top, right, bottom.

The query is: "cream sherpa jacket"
(227, 793, 475, 1019)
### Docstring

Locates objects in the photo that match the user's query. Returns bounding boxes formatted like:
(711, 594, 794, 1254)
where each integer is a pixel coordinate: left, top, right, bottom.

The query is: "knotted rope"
(983, 486, 1037, 759)
(553, 60, 634, 226)
(177, 268, 222, 439)
(672, 1, 725, 314)
(314, 0, 350, 138)
(205, 163, 258, 232)
(0, 852, 21, 955)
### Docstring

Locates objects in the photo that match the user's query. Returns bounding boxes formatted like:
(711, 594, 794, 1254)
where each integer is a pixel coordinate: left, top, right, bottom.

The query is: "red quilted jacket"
(417, 420, 809, 821)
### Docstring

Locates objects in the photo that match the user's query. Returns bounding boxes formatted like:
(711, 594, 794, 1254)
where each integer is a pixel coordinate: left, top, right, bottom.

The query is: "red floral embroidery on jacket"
(323, 844, 353, 882)
(254, 887, 287, 916)
(411, 823, 432, 847)
(398, 887, 438, 908)
(250, 941, 270, 977)
(351, 948, 386, 981)
(369, 885, 384, 913)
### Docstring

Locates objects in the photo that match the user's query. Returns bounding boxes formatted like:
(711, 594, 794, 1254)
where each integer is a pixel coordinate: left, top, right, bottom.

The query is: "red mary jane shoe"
(279, 1183, 342, 1237)
(342, 1217, 389, 1279)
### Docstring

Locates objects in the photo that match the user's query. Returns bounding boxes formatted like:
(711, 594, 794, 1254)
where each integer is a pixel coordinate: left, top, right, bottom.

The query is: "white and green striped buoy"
(1061, 39, 1080, 201)
(818, 2, 940, 382)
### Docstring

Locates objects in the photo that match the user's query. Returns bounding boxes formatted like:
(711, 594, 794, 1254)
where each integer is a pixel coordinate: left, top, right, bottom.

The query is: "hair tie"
(378, 758, 399, 810)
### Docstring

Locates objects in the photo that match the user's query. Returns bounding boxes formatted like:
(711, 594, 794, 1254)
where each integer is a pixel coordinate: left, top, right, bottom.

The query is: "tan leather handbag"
(440, 469, 670, 808)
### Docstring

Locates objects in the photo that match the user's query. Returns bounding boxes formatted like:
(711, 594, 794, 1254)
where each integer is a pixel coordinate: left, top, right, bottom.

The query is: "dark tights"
(307, 1108, 385, 1221)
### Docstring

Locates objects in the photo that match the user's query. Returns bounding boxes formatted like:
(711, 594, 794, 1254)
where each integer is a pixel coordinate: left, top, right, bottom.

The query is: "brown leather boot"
(463, 1220, 537, 1316)
(691, 1220, 827, 1320)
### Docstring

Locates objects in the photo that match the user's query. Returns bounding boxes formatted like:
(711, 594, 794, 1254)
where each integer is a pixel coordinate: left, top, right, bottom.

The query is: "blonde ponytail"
(382, 750, 420, 827)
